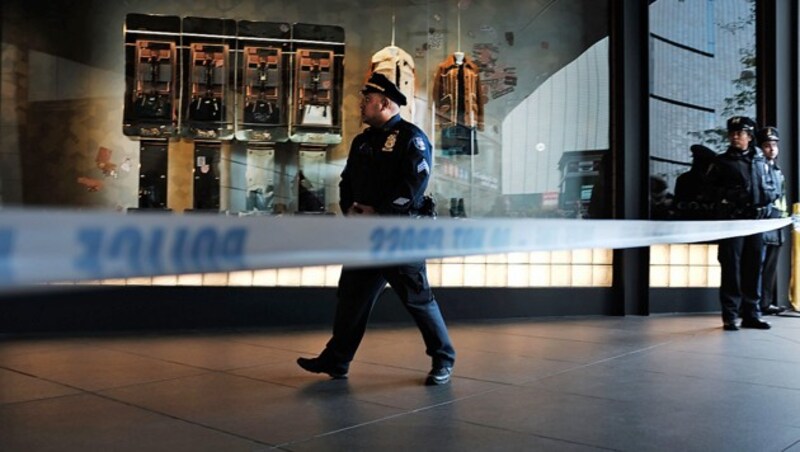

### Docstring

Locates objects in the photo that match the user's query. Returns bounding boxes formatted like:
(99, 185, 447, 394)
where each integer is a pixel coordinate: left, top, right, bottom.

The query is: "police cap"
(756, 126, 780, 144)
(690, 144, 716, 161)
(726, 116, 756, 134)
(362, 72, 407, 106)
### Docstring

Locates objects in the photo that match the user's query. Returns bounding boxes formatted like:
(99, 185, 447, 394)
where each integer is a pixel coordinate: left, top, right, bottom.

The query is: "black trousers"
(718, 234, 764, 324)
(322, 262, 456, 370)
(761, 243, 782, 310)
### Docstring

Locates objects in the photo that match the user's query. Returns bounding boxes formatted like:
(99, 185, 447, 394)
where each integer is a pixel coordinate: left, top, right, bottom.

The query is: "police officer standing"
(297, 73, 456, 385)
(709, 116, 778, 330)
(757, 126, 788, 315)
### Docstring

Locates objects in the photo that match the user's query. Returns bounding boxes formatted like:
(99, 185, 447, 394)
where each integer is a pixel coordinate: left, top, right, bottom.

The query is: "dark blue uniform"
(708, 145, 778, 325)
(321, 114, 455, 372)
(761, 161, 787, 311)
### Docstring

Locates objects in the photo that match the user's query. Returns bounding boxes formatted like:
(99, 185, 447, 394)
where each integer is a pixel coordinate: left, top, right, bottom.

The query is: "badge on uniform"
(413, 137, 426, 151)
(382, 132, 398, 152)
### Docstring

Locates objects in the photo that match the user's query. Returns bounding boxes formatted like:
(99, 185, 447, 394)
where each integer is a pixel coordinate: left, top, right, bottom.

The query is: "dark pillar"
(758, 0, 798, 308)
(610, 0, 650, 316)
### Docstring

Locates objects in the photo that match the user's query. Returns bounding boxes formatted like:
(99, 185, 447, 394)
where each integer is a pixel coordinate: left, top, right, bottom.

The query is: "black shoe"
(296, 357, 348, 379)
(723, 323, 739, 331)
(763, 305, 786, 315)
(425, 366, 453, 385)
(740, 318, 771, 330)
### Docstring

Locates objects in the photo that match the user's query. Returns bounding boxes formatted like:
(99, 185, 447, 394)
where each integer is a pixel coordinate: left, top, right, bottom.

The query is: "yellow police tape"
(791, 203, 800, 311)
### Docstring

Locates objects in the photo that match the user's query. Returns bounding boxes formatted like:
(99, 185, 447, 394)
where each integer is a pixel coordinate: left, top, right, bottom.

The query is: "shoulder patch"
(413, 137, 426, 151)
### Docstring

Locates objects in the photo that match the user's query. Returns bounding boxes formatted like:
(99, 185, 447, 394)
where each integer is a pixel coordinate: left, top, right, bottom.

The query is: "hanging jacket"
(433, 54, 484, 130)
(368, 46, 416, 122)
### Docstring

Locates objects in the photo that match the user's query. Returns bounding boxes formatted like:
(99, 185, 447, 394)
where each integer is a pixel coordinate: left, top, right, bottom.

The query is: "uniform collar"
(379, 114, 402, 131)
(726, 145, 756, 159)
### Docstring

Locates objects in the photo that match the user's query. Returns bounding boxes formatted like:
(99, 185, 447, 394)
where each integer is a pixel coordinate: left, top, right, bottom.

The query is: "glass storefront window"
(648, 0, 756, 287)
(2, 0, 611, 287)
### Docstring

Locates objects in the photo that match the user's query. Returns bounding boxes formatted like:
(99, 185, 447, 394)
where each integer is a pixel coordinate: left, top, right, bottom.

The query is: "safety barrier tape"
(0, 209, 791, 288)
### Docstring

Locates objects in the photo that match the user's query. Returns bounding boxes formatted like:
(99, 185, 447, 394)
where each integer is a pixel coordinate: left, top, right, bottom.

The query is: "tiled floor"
(2, 314, 800, 451)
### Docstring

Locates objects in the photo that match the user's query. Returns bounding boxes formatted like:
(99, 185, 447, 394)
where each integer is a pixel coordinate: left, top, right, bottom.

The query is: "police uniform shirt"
(764, 161, 787, 245)
(710, 145, 776, 218)
(340, 114, 432, 216)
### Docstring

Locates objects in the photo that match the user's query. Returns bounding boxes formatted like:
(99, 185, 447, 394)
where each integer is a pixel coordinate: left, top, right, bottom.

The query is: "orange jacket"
(433, 54, 484, 130)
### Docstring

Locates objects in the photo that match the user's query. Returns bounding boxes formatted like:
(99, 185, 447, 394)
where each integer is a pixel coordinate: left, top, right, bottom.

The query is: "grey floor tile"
(344, 340, 435, 372)
(0, 393, 273, 451)
(284, 410, 609, 452)
(229, 327, 404, 350)
(0, 338, 90, 357)
(449, 327, 672, 365)
(349, 337, 581, 384)
(95, 335, 300, 371)
(427, 385, 800, 452)
(603, 346, 800, 390)
(101, 372, 404, 445)
(445, 348, 579, 385)
(226, 330, 341, 355)
(0, 346, 206, 391)
(530, 361, 800, 426)
(0, 368, 79, 404)
(234, 360, 503, 410)
(4, 315, 800, 451)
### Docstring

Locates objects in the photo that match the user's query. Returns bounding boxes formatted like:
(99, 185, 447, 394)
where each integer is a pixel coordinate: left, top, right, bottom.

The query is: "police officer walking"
(709, 116, 779, 331)
(757, 126, 789, 315)
(297, 73, 456, 385)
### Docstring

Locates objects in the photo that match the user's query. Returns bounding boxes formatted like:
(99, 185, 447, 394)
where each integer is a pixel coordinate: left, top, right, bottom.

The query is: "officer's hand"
(348, 203, 376, 216)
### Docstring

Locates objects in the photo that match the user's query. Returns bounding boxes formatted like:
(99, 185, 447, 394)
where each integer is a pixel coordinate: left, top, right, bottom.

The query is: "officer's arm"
(339, 139, 360, 215)
(378, 134, 431, 215)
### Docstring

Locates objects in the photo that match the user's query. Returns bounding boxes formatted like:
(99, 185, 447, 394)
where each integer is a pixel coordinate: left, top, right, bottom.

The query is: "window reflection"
(648, 0, 756, 287)
(3, 0, 613, 288)
(649, 0, 756, 219)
